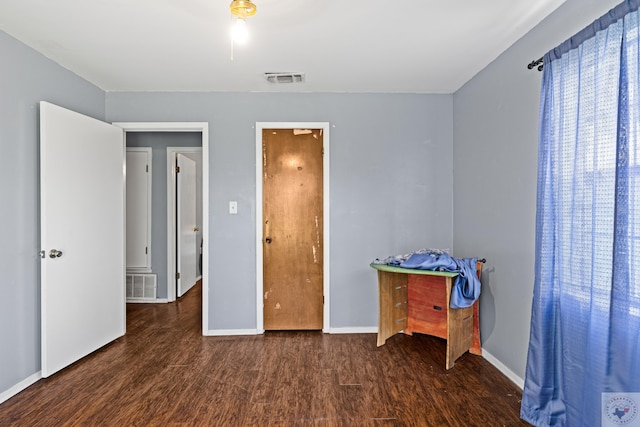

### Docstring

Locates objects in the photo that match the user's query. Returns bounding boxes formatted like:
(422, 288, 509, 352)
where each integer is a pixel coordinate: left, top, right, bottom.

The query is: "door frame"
(255, 122, 331, 332)
(113, 122, 209, 334)
(168, 147, 202, 301)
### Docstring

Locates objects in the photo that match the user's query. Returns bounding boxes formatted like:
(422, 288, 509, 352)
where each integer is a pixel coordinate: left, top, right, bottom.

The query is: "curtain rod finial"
(527, 57, 544, 71)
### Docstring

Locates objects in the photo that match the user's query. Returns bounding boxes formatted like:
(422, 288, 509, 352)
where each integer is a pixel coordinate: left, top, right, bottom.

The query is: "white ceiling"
(0, 0, 566, 93)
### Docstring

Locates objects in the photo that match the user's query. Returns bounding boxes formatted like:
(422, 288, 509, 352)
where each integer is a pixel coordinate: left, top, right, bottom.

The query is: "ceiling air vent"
(265, 72, 305, 84)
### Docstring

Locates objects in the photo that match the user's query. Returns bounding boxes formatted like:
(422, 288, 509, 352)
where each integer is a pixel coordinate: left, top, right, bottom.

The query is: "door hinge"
(146, 164, 149, 173)
(176, 272, 181, 279)
(175, 166, 180, 173)
(145, 247, 148, 254)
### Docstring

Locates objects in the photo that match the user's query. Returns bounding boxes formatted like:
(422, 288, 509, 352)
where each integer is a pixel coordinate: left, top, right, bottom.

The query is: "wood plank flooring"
(0, 284, 528, 426)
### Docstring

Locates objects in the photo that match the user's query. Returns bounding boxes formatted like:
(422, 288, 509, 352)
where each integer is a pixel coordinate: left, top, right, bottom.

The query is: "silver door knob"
(49, 249, 63, 259)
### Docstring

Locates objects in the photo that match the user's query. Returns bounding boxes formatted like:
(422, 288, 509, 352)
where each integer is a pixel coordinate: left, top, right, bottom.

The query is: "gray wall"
(0, 31, 105, 394)
(126, 132, 202, 299)
(106, 93, 455, 331)
(452, 0, 622, 381)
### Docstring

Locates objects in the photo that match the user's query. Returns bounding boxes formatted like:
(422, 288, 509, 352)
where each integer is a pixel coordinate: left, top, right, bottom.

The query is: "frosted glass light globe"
(231, 18, 249, 44)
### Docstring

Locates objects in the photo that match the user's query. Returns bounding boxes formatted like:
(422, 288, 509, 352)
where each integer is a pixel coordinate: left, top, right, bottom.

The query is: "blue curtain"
(521, 1, 640, 426)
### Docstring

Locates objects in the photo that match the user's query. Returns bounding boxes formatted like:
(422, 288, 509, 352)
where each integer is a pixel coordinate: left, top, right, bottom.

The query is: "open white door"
(40, 101, 125, 378)
(176, 154, 197, 297)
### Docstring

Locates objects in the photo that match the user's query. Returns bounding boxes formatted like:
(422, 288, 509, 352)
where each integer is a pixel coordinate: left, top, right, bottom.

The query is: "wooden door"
(176, 153, 198, 297)
(40, 101, 125, 377)
(263, 129, 323, 330)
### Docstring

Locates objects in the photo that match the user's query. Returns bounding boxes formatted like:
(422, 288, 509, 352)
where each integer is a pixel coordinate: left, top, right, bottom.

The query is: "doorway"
(115, 122, 209, 333)
(255, 122, 331, 332)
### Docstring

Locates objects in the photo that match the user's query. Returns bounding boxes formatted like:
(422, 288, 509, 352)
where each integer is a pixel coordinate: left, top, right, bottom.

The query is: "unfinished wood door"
(263, 128, 323, 330)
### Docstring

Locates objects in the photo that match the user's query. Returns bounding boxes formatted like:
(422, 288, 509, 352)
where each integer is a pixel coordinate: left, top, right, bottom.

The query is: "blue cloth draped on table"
(374, 250, 480, 309)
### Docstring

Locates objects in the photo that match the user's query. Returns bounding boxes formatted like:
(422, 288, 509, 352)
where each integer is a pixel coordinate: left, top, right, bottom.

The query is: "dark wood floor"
(0, 283, 528, 426)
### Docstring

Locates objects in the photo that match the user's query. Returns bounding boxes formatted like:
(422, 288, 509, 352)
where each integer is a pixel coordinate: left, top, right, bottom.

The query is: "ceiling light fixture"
(230, 0, 256, 44)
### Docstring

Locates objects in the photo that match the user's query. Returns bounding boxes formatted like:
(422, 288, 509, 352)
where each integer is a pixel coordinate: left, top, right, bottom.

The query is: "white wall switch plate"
(229, 201, 238, 214)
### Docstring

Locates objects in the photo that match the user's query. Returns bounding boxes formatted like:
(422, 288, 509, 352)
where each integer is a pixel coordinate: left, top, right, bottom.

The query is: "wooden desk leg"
(469, 300, 482, 355)
(377, 270, 408, 346)
(446, 305, 474, 369)
(445, 277, 474, 370)
(470, 261, 482, 355)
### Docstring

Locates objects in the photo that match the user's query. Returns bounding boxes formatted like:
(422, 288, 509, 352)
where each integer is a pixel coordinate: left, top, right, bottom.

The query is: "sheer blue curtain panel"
(521, 1, 640, 426)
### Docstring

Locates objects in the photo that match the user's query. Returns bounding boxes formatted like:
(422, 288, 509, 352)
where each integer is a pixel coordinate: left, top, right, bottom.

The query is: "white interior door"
(125, 148, 151, 271)
(40, 101, 125, 378)
(176, 153, 197, 297)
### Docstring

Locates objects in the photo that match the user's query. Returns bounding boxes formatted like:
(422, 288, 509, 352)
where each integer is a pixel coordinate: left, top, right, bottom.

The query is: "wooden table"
(371, 263, 482, 369)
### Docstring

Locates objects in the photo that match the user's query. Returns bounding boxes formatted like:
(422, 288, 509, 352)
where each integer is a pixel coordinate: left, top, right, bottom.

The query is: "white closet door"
(126, 148, 151, 270)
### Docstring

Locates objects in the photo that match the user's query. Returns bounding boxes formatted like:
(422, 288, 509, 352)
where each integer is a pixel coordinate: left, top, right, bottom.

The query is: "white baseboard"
(329, 326, 378, 334)
(203, 329, 262, 336)
(126, 298, 169, 304)
(482, 348, 525, 389)
(0, 372, 41, 405)
(203, 327, 379, 336)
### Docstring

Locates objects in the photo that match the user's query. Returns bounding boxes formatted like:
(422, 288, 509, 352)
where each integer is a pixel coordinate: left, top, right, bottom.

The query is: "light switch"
(229, 201, 238, 214)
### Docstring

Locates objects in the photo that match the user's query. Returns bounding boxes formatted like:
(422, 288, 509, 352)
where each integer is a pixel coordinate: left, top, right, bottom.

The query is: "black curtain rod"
(528, 57, 544, 71)
(477, 258, 486, 263)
